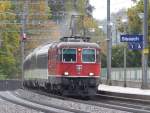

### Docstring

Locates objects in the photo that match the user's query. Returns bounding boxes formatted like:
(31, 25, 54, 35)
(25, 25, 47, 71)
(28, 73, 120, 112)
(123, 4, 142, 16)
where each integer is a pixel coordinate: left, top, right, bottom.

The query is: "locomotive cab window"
(62, 49, 76, 62)
(82, 49, 96, 63)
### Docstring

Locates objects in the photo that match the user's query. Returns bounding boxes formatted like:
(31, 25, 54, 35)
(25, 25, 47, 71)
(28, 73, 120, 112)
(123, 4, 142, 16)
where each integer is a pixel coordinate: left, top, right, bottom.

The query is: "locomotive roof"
(24, 41, 100, 62)
(60, 36, 91, 42)
(57, 42, 99, 48)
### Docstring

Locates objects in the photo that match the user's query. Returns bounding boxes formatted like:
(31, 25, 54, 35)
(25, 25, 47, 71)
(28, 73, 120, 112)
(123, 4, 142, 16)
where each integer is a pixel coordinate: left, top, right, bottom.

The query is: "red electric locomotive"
(24, 36, 101, 97)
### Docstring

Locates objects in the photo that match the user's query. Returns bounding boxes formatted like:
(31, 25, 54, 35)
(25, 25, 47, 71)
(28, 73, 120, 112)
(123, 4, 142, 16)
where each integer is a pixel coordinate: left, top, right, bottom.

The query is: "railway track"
(96, 92, 150, 104)
(94, 92, 150, 113)
(0, 91, 87, 113)
(13, 89, 150, 113)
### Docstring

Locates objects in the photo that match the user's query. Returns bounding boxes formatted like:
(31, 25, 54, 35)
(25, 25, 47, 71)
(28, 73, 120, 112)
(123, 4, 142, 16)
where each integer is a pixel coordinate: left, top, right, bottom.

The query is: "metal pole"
(141, 0, 148, 89)
(124, 44, 127, 87)
(21, 40, 24, 87)
(21, 1, 28, 88)
(106, 0, 112, 85)
(122, 18, 128, 87)
(124, 24, 127, 88)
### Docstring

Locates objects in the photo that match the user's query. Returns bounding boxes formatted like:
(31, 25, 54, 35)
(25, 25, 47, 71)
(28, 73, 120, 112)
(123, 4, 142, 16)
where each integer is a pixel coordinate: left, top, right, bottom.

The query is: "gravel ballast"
(16, 89, 131, 113)
(0, 97, 43, 113)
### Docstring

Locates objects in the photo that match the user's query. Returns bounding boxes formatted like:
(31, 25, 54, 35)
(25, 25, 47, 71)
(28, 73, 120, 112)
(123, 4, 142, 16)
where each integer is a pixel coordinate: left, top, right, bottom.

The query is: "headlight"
(64, 72, 69, 76)
(89, 73, 94, 76)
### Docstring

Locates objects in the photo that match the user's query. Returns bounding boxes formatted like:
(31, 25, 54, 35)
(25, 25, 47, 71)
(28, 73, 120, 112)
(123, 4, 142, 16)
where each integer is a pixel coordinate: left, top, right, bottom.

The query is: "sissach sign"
(120, 34, 143, 42)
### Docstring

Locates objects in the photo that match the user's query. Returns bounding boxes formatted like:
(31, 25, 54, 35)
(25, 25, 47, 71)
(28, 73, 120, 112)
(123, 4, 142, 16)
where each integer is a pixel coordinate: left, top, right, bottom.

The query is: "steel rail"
(14, 89, 150, 113)
(0, 91, 86, 113)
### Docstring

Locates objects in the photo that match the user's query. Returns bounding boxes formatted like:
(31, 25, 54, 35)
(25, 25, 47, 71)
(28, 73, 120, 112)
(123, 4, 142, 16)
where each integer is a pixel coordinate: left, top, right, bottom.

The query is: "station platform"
(98, 84, 150, 100)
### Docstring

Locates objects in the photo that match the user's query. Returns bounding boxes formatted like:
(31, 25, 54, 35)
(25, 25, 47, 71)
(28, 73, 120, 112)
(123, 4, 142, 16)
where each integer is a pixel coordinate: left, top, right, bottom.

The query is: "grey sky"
(90, 0, 138, 20)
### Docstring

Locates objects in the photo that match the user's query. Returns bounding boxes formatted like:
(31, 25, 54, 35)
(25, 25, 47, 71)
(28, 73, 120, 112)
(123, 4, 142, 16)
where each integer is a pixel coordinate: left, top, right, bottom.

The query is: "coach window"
(62, 49, 76, 62)
(82, 49, 96, 63)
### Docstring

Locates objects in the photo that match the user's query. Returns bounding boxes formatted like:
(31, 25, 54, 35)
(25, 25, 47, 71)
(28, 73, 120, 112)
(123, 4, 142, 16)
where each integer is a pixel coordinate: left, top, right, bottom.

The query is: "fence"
(101, 68, 150, 88)
(0, 68, 150, 90)
(0, 80, 22, 91)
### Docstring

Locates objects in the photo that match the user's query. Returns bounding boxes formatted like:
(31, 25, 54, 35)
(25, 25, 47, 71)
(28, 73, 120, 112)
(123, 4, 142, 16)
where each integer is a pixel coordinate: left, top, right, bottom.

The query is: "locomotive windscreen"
(82, 49, 96, 63)
(62, 49, 76, 62)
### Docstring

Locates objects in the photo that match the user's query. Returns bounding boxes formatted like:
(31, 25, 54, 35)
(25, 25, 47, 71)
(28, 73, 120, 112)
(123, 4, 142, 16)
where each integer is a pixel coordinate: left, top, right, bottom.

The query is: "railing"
(101, 68, 150, 88)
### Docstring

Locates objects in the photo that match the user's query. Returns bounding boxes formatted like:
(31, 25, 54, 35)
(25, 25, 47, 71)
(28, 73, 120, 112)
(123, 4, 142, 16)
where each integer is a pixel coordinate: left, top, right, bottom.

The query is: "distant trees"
(0, 0, 55, 79)
(111, 46, 141, 67)
(12, 0, 61, 55)
(127, 0, 150, 36)
(126, 0, 150, 67)
(22, 0, 53, 52)
(48, 0, 65, 21)
(0, 0, 103, 79)
(101, 45, 142, 68)
(102, 0, 150, 68)
(0, 1, 20, 79)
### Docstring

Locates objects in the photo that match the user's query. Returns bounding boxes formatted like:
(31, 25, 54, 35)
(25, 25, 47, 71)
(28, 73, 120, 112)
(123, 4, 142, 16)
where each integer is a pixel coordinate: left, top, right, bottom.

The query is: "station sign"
(128, 42, 143, 50)
(120, 34, 143, 42)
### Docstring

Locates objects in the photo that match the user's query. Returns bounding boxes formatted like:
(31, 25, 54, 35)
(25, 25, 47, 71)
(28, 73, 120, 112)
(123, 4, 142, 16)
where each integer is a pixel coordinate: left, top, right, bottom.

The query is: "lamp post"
(106, 21, 113, 85)
(138, 13, 144, 88)
(21, 1, 28, 87)
(122, 18, 128, 87)
(140, 0, 148, 89)
(106, 0, 112, 85)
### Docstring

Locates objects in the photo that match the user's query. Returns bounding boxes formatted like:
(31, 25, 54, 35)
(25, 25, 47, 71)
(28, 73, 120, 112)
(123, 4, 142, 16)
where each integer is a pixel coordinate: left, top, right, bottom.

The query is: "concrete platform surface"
(98, 84, 150, 96)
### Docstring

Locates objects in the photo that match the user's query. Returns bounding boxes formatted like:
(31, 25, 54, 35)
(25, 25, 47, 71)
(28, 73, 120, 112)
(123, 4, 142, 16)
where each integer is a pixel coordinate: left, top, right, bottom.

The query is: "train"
(23, 36, 101, 97)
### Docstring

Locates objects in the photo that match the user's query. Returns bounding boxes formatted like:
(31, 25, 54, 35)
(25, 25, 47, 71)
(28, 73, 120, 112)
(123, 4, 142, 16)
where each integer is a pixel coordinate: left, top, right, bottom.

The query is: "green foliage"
(20, 0, 54, 52)
(117, 0, 150, 35)
(0, 32, 20, 79)
(76, 0, 87, 14)
(127, 4, 141, 34)
(0, 1, 20, 79)
(101, 46, 142, 67)
(127, 0, 150, 67)
(127, 0, 150, 35)
(101, 52, 107, 67)
(114, 0, 150, 67)
(127, 49, 141, 67)
(64, 0, 87, 14)
(112, 45, 124, 67)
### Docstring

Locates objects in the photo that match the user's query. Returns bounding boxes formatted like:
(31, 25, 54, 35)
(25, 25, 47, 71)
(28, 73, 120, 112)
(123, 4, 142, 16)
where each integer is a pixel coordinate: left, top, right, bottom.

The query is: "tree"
(0, 1, 20, 79)
(111, 46, 141, 67)
(113, 1, 150, 67)
(127, 0, 150, 35)
(127, 0, 150, 66)
(101, 52, 107, 67)
(13, 0, 55, 54)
